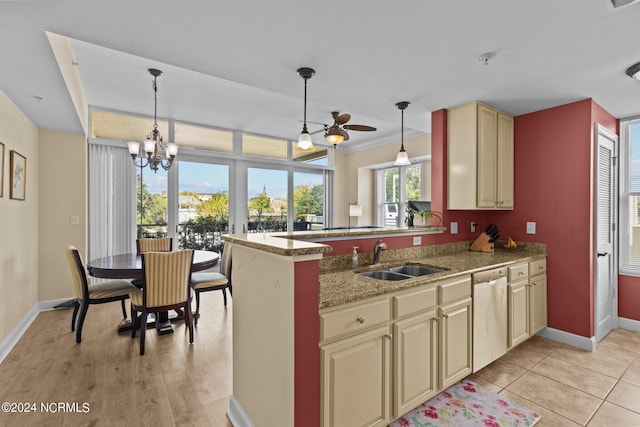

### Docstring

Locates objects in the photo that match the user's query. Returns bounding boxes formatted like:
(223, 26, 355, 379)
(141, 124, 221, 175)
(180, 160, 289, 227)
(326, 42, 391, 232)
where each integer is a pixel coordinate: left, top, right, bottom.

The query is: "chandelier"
(127, 68, 177, 173)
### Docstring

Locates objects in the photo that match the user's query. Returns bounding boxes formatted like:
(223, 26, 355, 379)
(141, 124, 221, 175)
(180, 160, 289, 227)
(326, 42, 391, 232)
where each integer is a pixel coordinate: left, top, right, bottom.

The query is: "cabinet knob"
(384, 334, 392, 340)
(531, 282, 537, 286)
(356, 316, 365, 324)
(518, 272, 524, 276)
(442, 313, 449, 319)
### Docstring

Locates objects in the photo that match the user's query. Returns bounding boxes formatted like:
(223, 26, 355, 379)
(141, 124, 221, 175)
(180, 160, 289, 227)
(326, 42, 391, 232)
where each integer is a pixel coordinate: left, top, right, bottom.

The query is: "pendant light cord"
(302, 77, 308, 133)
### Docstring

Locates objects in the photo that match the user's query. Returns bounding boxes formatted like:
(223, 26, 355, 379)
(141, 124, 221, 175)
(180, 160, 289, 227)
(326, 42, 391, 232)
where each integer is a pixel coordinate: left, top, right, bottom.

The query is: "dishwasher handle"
(472, 268, 507, 285)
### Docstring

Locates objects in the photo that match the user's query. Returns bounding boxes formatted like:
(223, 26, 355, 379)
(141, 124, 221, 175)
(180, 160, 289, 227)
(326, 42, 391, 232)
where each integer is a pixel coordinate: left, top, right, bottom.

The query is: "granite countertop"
(222, 226, 445, 256)
(319, 247, 546, 309)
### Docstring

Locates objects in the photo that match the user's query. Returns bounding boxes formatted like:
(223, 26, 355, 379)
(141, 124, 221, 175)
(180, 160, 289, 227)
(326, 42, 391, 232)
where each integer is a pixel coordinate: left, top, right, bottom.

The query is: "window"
(89, 108, 334, 256)
(620, 119, 640, 273)
(377, 163, 423, 227)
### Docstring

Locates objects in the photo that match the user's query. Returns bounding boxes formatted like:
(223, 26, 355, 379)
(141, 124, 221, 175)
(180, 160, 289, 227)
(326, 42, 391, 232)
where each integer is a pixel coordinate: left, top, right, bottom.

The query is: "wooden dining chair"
(190, 242, 232, 325)
(136, 237, 173, 254)
(130, 249, 194, 355)
(66, 246, 138, 344)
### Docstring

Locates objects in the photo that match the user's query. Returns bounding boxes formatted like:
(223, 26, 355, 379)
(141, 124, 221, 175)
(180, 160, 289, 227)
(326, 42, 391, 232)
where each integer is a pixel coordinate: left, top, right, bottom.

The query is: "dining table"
(87, 249, 220, 335)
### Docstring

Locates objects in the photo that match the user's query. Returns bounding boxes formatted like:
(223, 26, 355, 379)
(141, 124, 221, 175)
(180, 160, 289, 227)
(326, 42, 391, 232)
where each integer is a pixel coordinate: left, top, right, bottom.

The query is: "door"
(595, 124, 618, 342)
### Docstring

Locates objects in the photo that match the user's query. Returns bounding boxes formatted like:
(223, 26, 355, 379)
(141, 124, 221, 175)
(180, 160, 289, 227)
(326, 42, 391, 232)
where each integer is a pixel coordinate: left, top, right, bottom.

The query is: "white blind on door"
(88, 143, 136, 260)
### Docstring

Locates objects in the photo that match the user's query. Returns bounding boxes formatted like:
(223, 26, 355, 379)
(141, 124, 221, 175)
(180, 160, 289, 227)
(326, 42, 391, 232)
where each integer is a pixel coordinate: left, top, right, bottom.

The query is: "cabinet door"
(496, 112, 514, 208)
(529, 274, 547, 335)
(321, 326, 391, 427)
(508, 280, 529, 348)
(477, 104, 498, 208)
(393, 311, 438, 417)
(439, 297, 472, 390)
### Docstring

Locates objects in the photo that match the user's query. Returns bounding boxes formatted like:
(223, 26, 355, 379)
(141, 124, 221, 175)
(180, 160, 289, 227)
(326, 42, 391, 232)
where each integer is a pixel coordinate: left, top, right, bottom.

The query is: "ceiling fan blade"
(336, 113, 351, 125)
(343, 124, 377, 132)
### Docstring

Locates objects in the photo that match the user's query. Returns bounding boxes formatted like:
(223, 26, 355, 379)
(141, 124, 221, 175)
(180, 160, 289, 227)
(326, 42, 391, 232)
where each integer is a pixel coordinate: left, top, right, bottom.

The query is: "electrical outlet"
(471, 222, 477, 233)
(526, 221, 536, 234)
(450, 222, 458, 234)
(70, 215, 80, 225)
(413, 236, 422, 246)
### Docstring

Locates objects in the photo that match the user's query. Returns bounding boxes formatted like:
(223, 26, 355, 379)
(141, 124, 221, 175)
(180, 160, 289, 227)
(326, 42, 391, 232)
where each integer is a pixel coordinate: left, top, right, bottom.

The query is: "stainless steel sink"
(359, 264, 447, 281)
(359, 270, 411, 281)
(388, 265, 445, 276)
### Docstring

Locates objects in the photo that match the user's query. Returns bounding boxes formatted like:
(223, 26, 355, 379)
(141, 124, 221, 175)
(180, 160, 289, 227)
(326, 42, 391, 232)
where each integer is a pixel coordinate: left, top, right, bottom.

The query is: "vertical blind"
(88, 143, 136, 260)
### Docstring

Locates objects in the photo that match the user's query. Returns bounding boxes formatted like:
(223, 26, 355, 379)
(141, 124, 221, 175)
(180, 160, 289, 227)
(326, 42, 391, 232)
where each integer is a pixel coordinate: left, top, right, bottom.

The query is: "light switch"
(450, 222, 458, 234)
(70, 215, 80, 225)
(413, 236, 422, 246)
(471, 222, 477, 233)
(526, 221, 536, 234)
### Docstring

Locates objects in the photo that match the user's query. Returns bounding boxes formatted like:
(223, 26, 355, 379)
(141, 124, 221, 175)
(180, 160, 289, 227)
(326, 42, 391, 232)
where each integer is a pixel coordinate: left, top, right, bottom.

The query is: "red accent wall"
(619, 275, 640, 321)
(294, 260, 320, 427)
(431, 99, 619, 338)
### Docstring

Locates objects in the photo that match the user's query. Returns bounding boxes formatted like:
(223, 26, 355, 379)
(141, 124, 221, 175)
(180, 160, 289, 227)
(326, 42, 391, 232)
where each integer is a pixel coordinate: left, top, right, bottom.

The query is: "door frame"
(594, 123, 618, 341)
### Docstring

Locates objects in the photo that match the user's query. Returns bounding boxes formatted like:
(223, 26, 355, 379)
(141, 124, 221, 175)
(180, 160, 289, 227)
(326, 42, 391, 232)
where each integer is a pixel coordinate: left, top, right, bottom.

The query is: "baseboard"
(619, 317, 640, 332)
(40, 298, 76, 311)
(536, 327, 597, 351)
(0, 302, 40, 364)
(228, 396, 255, 427)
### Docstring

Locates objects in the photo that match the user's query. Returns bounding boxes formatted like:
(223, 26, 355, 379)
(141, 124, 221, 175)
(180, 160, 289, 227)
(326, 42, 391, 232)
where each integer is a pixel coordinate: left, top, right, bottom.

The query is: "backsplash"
(319, 240, 546, 273)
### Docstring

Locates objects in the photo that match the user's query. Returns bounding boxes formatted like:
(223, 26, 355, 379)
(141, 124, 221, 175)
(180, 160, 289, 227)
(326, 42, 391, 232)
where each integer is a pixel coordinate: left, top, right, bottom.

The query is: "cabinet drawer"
(508, 263, 529, 282)
(394, 286, 437, 319)
(529, 259, 546, 276)
(321, 299, 390, 342)
(438, 276, 472, 305)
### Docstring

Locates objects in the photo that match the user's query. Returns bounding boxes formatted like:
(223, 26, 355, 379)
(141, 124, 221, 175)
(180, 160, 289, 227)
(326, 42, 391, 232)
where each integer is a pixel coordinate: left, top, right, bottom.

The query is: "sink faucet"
(373, 240, 387, 264)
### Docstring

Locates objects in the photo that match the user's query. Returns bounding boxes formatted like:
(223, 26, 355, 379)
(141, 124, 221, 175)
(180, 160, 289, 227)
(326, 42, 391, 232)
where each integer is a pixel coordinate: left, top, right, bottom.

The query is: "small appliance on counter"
(469, 224, 500, 252)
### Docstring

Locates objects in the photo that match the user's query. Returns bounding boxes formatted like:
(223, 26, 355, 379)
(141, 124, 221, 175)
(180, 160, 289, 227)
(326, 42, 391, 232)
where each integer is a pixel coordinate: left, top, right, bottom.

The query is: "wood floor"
(0, 294, 233, 427)
(2, 294, 640, 426)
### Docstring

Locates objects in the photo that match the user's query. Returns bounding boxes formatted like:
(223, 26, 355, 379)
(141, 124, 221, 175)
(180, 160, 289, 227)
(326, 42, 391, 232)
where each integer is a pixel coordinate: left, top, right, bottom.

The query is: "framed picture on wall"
(10, 150, 26, 200)
(0, 142, 4, 198)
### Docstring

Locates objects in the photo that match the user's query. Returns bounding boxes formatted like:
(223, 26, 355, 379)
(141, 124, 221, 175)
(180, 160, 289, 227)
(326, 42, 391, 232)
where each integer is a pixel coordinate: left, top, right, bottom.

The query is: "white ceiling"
(2, 0, 640, 151)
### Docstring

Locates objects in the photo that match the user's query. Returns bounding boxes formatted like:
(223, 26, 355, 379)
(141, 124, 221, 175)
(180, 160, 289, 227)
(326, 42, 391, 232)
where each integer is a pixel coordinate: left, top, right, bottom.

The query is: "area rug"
(389, 380, 540, 427)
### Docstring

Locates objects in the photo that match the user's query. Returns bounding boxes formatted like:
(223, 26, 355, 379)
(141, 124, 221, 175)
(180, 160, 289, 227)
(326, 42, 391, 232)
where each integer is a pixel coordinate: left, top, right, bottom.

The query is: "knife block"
(469, 233, 495, 252)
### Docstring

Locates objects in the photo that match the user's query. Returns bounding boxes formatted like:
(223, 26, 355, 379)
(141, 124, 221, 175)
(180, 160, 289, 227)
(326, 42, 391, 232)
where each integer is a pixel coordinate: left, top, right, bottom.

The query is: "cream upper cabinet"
(447, 101, 514, 210)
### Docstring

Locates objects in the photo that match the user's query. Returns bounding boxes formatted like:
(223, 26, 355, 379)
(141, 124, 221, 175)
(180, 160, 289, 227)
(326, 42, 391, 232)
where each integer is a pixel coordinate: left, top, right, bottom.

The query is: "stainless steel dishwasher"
(472, 266, 508, 372)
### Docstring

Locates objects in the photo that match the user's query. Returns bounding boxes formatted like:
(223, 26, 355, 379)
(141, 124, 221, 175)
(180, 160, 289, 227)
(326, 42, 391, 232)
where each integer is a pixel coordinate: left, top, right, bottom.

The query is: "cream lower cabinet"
(507, 259, 547, 349)
(320, 276, 472, 427)
(321, 325, 391, 427)
(529, 260, 548, 335)
(438, 296, 473, 389)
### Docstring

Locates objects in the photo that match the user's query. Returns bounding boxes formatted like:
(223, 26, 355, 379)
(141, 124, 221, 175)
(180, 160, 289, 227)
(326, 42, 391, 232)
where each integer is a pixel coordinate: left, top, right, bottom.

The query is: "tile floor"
(466, 329, 640, 426)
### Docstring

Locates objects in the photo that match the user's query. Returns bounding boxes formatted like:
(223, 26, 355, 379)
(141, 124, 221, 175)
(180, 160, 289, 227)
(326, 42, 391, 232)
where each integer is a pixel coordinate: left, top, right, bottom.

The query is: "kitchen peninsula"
(222, 228, 546, 427)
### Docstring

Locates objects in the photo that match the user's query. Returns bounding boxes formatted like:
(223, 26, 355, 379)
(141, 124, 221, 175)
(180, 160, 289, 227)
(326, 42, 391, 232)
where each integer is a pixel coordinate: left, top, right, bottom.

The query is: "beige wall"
(0, 90, 39, 343)
(333, 133, 431, 226)
(38, 130, 87, 301)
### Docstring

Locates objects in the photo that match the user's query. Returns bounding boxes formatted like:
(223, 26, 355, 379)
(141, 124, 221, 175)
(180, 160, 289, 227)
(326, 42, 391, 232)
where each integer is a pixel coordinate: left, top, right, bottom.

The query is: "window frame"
(620, 117, 640, 275)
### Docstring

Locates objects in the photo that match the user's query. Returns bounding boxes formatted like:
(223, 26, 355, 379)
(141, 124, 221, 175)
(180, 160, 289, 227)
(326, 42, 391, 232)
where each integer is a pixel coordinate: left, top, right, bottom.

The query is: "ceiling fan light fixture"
(326, 126, 345, 145)
(626, 61, 640, 80)
(297, 67, 316, 151)
(393, 101, 411, 166)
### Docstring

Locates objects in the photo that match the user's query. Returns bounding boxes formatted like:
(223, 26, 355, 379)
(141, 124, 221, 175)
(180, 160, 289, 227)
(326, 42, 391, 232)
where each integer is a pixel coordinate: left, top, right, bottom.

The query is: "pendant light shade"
(394, 101, 411, 166)
(297, 67, 315, 150)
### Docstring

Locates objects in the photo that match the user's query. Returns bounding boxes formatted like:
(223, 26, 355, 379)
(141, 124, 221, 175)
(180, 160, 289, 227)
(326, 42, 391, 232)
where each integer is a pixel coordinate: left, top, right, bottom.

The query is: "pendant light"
(297, 67, 315, 150)
(394, 101, 411, 166)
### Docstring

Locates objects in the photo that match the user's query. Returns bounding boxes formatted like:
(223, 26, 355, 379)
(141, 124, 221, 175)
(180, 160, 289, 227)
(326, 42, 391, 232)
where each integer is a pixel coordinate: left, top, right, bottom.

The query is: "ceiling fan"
(311, 111, 377, 147)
